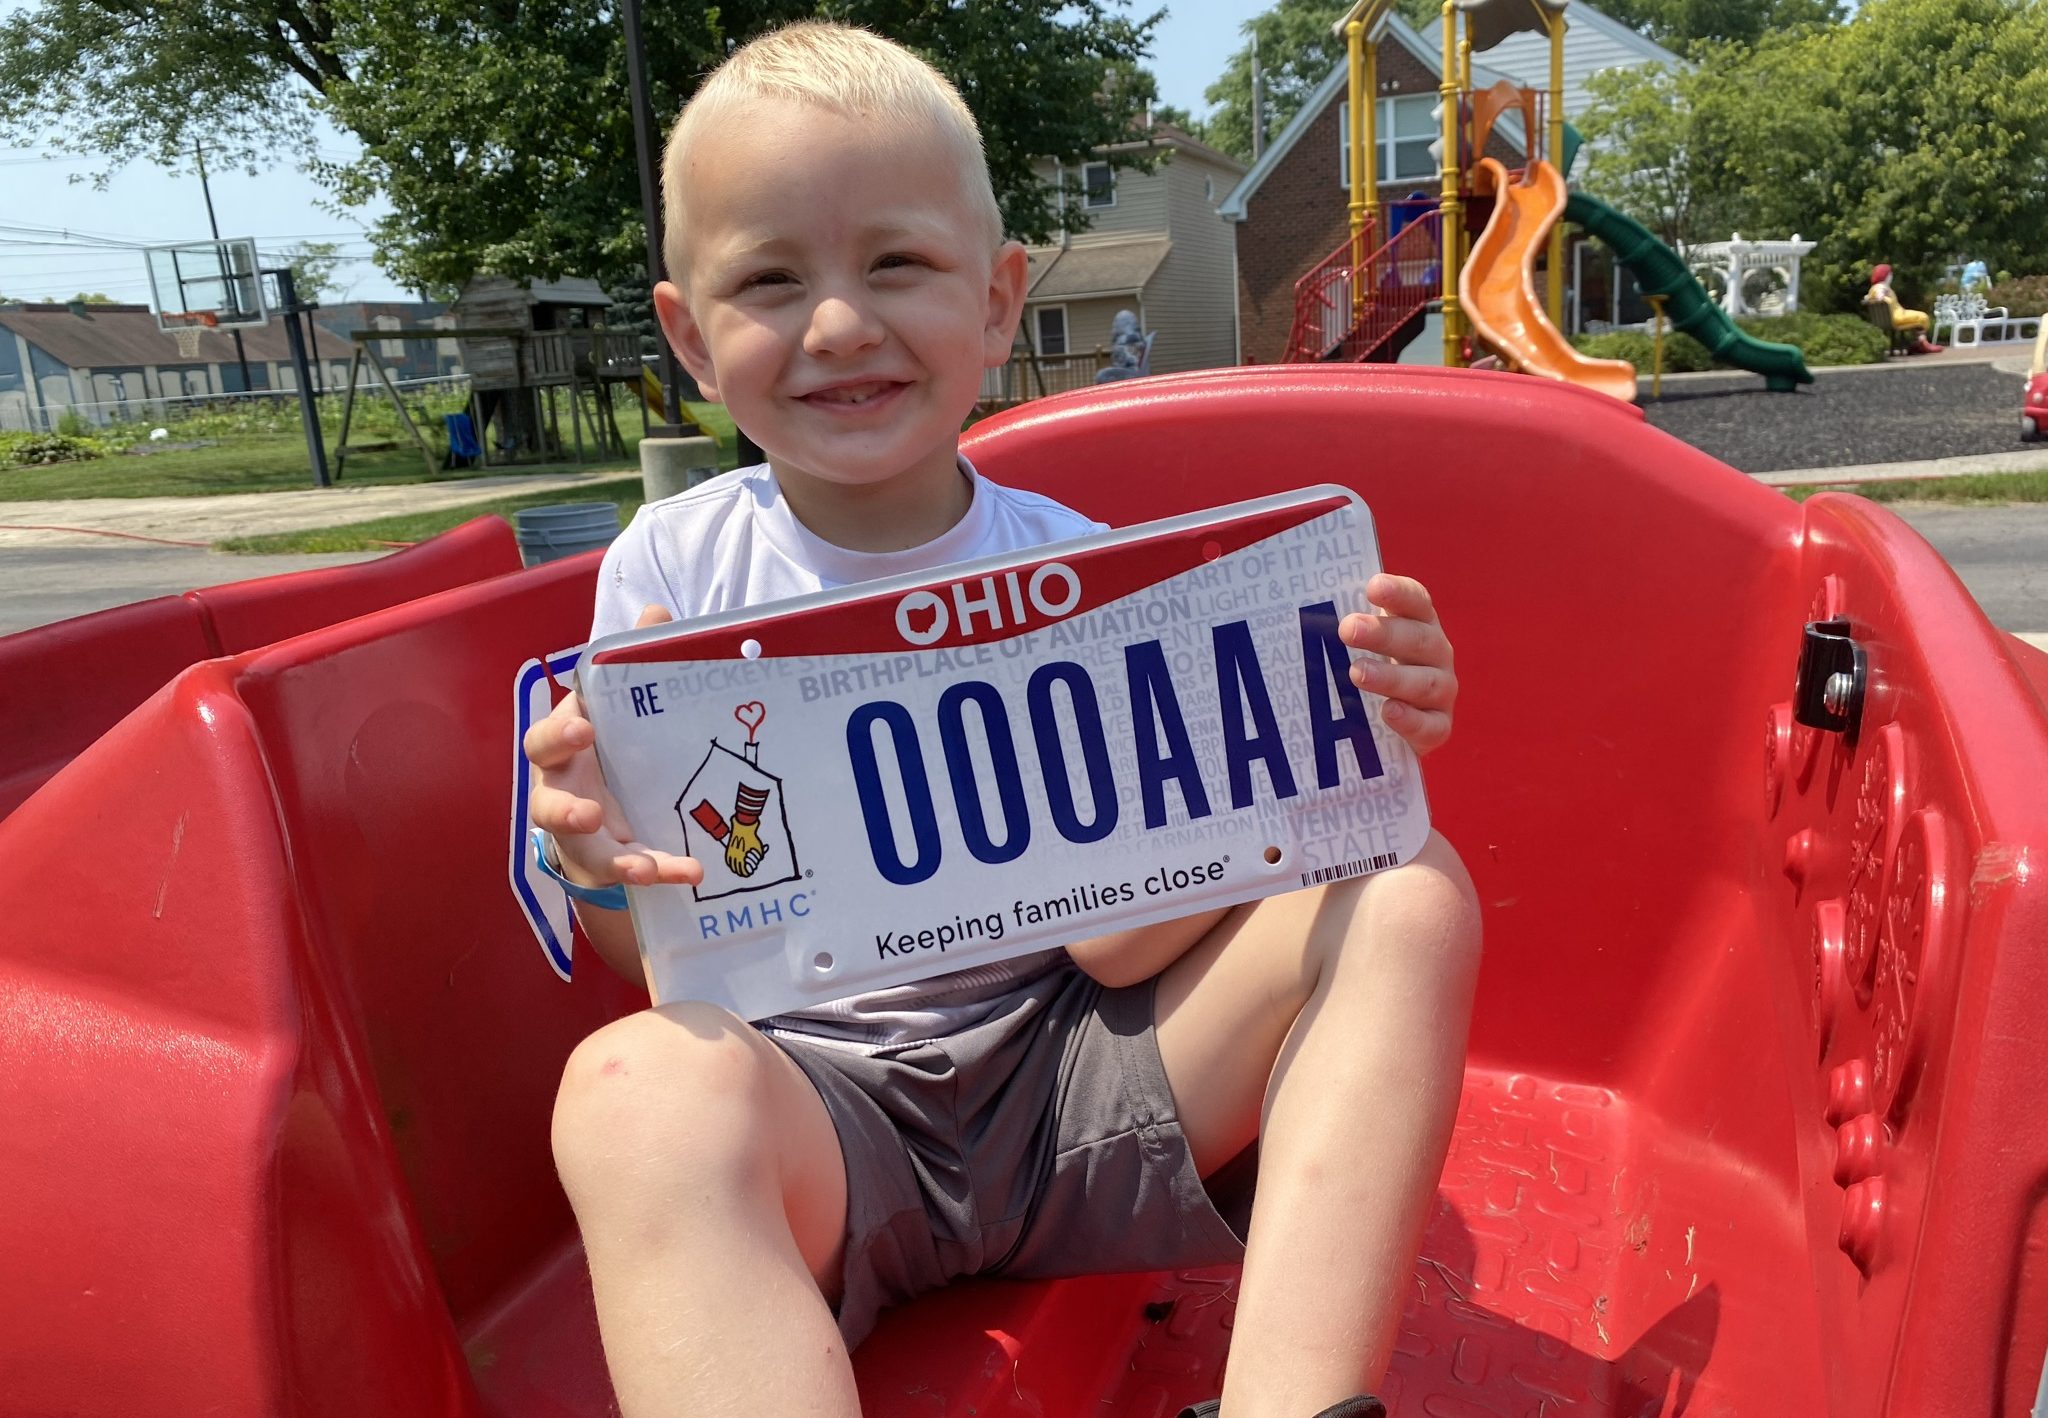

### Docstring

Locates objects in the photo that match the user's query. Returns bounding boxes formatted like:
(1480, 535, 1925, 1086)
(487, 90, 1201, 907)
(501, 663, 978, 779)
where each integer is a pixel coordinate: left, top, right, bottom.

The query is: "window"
(1034, 305, 1069, 357)
(1338, 96, 1440, 188)
(1083, 161, 1116, 209)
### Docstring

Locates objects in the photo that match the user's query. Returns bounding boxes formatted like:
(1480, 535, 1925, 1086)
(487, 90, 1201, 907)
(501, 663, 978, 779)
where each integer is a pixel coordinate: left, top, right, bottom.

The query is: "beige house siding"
(1052, 156, 1169, 241)
(1139, 150, 1241, 374)
(1010, 134, 1246, 394)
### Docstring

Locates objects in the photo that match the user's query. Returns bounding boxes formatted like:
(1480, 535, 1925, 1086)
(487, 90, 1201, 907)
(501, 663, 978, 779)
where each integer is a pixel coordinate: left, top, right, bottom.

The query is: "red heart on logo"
(734, 701, 767, 734)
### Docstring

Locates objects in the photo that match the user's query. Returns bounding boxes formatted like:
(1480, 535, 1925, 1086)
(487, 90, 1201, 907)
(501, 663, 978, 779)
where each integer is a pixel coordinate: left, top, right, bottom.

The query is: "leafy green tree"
(1575, 0, 2048, 310)
(1, 0, 1162, 291)
(1151, 103, 1212, 144)
(266, 241, 346, 303)
(1202, 0, 1348, 163)
(1576, 64, 1734, 252)
(1580, 0, 1842, 53)
(66, 291, 117, 304)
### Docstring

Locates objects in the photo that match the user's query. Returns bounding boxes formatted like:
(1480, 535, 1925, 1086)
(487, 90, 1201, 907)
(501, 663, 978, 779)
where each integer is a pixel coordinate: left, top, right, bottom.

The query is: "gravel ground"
(1642, 361, 2028, 473)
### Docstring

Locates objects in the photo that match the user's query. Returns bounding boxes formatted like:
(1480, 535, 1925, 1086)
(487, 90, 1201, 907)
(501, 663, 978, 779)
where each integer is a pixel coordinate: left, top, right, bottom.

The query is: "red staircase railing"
(1284, 208, 1444, 365)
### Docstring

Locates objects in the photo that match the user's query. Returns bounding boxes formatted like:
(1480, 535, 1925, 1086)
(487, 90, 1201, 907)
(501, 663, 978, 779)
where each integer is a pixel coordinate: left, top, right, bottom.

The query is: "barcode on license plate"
(1301, 852, 1400, 887)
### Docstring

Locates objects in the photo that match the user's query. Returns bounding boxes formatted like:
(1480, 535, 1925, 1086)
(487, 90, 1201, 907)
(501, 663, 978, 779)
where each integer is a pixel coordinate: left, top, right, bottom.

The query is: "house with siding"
(314, 300, 463, 382)
(1220, 3, 1677, 364)
(1012, 125, 1246, 391)
(0, 302, 354, 432)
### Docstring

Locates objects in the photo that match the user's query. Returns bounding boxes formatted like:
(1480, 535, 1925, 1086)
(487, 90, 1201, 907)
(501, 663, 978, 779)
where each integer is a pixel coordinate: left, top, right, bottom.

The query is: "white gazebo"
(1682, 233, 1817, 317)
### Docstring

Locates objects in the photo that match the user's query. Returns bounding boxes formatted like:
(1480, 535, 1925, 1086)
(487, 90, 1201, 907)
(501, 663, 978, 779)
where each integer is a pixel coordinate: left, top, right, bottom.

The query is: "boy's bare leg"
(1154, 830, 1481, 1417)
(552, 1001, 859, 1417)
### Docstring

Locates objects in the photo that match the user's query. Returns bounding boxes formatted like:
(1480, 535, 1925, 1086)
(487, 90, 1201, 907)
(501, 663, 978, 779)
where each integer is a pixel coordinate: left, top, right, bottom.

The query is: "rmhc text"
(847, 601, 1382, 887)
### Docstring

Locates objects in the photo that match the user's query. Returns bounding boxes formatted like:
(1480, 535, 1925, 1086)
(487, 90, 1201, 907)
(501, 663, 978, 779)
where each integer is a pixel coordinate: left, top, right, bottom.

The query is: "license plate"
(579, 486, 1430, 1019)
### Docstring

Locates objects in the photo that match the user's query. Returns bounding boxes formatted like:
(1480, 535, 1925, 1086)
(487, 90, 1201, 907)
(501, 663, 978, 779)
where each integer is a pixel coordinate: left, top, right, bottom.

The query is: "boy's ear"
(654, 279, 719, 402)
(981, 240, 1029, 369)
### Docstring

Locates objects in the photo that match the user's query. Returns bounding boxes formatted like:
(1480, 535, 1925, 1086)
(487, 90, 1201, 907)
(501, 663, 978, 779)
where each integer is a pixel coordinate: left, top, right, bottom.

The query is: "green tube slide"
(1563, 191, 1813, 392)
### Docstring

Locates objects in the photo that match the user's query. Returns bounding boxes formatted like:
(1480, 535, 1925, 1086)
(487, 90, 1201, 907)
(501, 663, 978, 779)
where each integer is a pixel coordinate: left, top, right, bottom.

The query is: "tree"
(1578, 0, 1843, 53)
(266, 241, 346, 303)
(1575, 0, 2048, 309)
(66, 291, 118, 304)
(1575, 64, 1732, 252)
(1202, 0, 1349, 163)
(1151, 103, 1212, 145)
(0, 0, 1162, 293)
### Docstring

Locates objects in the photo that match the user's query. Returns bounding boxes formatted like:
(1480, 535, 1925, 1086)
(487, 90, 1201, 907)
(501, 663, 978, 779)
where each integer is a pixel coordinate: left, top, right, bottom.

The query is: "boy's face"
(656, 99, 1026, 491)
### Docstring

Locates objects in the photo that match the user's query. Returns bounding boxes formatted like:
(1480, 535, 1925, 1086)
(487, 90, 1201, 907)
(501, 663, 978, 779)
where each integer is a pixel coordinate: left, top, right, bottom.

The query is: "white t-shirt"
(590, 457, 1107, 1050)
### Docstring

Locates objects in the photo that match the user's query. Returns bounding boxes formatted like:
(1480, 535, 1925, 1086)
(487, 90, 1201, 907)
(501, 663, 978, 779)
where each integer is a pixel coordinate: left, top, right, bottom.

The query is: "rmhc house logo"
(674, 701, 803, 903)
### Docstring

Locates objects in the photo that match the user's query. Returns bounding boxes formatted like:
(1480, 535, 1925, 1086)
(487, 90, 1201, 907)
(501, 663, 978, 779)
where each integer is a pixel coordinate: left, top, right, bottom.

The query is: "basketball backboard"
(144, 238, 268, 332)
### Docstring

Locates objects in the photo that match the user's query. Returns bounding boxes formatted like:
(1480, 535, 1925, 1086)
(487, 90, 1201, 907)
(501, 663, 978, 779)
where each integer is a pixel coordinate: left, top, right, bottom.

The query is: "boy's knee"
(553, 1002, 782, 1198)
(1325, 829, 1482, 975)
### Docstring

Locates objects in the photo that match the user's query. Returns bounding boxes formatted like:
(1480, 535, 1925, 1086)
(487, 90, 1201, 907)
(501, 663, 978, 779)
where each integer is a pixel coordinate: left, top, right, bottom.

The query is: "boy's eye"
(875, 253, 928, 272)
(740, 271, 794, 291)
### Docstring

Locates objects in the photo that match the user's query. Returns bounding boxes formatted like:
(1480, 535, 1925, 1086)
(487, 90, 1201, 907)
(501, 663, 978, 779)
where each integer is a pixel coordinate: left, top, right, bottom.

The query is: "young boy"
(523, 23, 1479, 1418)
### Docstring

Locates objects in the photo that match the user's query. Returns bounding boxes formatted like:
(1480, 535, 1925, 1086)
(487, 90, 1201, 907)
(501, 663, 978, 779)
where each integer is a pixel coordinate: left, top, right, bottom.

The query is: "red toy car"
(4, 367, 2048, 1417)
(2022, 323, 2048, 440)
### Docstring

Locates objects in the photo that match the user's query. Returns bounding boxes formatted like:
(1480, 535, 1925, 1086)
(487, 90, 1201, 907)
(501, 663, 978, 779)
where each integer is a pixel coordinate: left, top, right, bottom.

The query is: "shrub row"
(1571, 312, 1886, 373)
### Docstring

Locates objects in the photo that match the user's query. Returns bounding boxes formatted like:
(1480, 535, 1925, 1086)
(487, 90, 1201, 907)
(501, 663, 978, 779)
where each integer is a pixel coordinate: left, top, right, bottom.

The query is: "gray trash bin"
(513, 502, 622, 567)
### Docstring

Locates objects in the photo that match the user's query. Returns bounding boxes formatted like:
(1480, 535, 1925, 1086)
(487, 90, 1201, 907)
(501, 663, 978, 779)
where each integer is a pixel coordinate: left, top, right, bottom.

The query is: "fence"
(0, 374, 473, 436)
(978, 349, 1116, 408)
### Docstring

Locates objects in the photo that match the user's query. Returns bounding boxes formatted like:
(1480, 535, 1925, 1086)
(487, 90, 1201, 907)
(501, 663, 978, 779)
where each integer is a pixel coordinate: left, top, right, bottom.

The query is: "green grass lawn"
(1782, 469, 2048, 503)
(3, 401, 736, 501)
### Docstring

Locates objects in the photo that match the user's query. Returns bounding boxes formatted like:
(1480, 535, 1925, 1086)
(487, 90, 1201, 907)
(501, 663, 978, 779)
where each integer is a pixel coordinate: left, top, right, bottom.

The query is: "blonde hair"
(661, 22, 1005, 283)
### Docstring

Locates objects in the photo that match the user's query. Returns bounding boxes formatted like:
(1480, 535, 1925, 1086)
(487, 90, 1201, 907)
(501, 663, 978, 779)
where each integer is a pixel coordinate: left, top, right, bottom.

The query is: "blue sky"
(0, 0, 1271, 306)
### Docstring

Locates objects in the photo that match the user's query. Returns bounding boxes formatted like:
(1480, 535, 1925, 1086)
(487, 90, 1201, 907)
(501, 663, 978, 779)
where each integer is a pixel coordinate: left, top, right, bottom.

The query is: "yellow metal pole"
(1438, 0, 1463, 366)
(1348, 20, 1368, 326)
(1363, 37, 1379, 231)
(1457, 19, 1472, 279)
(1648, 293, 1667, 400)
(1547, 8, 1566, 327)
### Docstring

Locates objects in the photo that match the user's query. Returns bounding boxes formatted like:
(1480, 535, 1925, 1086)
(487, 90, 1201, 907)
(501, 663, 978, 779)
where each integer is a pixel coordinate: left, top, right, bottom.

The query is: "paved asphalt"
(0, 546, 384, 635)
(1, 504, 2042, 638)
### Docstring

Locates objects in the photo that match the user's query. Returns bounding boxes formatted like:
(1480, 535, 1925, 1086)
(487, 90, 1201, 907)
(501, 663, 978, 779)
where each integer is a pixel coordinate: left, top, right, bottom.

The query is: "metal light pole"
(621, 0, 686, 438)
(621, 5, 761, 466)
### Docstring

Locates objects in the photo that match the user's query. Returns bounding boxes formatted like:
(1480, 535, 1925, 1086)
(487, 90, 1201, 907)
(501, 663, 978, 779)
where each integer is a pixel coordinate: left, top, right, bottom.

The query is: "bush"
(0, 431, 107, 468)
(1736, 312, 1887, 366)
(1570, 330, 1715, 373)
(1986, 274, 2048, 316)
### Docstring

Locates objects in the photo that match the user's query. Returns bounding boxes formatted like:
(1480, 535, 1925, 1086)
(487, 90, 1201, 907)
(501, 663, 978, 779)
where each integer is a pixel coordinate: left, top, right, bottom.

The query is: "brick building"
(1220, 4, 1676, 364)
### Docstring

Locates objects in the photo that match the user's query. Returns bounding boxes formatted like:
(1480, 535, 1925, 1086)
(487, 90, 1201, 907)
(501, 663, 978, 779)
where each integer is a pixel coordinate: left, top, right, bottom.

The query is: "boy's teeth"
(819, 383, 882, 404)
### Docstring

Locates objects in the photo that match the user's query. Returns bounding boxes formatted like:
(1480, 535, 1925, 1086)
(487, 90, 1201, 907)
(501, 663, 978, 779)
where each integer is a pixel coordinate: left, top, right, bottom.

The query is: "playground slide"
(1565, 190, 1813, 392)
(638, 365, 668, 423)
(1460, 158, 1639, 404)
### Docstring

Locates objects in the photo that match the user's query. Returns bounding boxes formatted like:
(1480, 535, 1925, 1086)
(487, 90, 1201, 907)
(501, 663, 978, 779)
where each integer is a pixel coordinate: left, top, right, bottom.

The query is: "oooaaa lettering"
(845, 601, 1383, 886)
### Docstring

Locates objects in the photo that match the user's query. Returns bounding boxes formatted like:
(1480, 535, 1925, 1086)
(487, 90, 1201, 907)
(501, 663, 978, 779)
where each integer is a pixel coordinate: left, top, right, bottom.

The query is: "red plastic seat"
(0, 516, 520, 820)
(2, 367, 2045, 1416)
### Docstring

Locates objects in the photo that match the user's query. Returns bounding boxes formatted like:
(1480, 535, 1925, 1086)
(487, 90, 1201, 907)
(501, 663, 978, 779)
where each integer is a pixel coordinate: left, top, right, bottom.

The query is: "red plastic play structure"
(4, 366, 2047, 1416)
(0, 514, 521, 819)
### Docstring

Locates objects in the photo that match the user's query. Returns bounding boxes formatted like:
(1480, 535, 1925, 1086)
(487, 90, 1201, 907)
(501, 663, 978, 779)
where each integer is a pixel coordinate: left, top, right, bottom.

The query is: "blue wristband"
(530, 828, 630, 911)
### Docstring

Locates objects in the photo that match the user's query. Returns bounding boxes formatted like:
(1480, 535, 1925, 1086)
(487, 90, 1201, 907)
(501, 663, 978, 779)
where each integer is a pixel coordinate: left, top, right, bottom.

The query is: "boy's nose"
(803, 294, 885, 357)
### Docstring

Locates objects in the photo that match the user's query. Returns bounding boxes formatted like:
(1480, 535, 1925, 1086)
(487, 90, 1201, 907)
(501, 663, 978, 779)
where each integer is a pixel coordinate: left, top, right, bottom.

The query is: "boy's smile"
(656, 98, 1026, 550)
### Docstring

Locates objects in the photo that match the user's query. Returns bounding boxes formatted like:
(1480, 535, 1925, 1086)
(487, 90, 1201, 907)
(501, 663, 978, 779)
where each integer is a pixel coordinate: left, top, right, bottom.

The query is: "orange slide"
(1460, 157, 1638, 404)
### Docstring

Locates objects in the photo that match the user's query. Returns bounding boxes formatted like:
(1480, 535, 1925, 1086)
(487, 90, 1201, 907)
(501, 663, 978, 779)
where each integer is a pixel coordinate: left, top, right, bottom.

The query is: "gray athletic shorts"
(770, 962, 1249, 1347)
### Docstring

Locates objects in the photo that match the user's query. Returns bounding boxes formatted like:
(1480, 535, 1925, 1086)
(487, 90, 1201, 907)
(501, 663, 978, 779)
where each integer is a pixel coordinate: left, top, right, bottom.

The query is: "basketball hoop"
(167, 311, 218, 360)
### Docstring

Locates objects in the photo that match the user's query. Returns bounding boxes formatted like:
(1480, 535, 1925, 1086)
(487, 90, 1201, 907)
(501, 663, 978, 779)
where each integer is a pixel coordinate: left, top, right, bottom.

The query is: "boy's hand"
(1341, 573, 1457, 755)
(525, 604, 704, 892)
